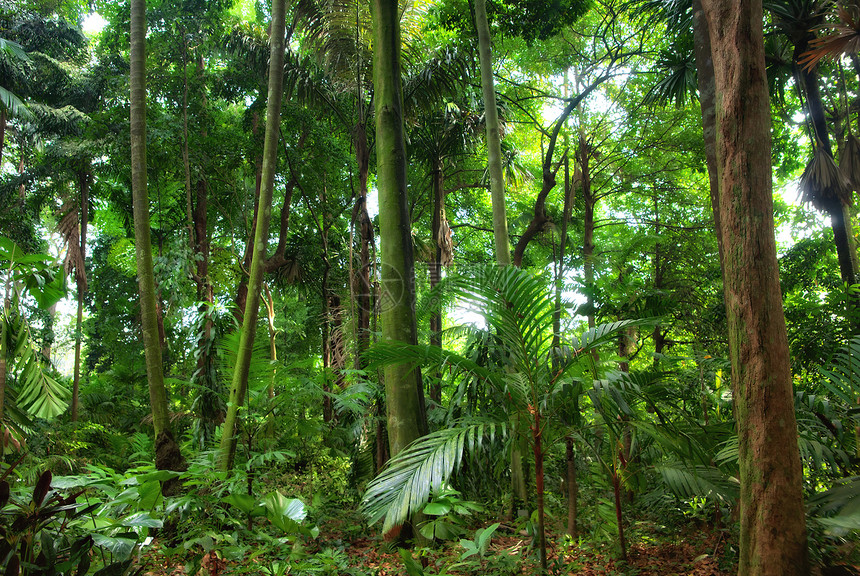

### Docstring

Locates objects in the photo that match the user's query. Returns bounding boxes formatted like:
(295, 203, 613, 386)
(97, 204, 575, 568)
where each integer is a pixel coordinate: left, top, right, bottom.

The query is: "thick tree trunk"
(130, 0, 185, 484)
(474, 0, 510, 265)
(700, 1, 809, 574)
(71, 168, 90, 423)
(218, 0, 288, 472)
(372, 0, 428, 461)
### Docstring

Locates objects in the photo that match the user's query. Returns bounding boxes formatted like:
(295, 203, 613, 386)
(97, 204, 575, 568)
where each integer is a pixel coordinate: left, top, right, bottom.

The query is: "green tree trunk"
(218, 0, 288, 472)
(130, 0, 185, 482)
(474, 0, 510, 266)
(372, 0, 428, 460)
(700, 1, 809, 574)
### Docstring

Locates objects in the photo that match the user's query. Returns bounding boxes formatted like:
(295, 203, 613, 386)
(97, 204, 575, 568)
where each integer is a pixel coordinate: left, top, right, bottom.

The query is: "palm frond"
(360, 421, 505, 532)
(7, 328, 69, 419)
(839, 134, 860, 192)
(0, 85, 34, 121)
(799, 146, 852, 209)
(655, 462, 739, 503)
(808, 475, 860, 532)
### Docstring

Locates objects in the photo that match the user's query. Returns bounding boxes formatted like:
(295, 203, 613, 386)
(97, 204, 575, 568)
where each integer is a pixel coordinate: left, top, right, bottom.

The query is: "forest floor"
(141, 518, 736, 576)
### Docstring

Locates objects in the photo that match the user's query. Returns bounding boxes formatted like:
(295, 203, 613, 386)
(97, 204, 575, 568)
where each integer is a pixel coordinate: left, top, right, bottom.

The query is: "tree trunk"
(700, 1, 809, 574)
(218, 0, 288, 472)
(372, 0, 428, 461)
(130, 0, 186, 485)
(565, 436, 578, 537)
(474, 0, 510, 265)
(71, 169, 89, 422)
(429, 161, 444, 404)
(691, 0, 724, 264)
(353, 122, 374, 371)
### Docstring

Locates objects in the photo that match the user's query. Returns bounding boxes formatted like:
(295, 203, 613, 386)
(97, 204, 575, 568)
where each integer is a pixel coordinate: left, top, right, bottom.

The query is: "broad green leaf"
(91, 534, 137, 562)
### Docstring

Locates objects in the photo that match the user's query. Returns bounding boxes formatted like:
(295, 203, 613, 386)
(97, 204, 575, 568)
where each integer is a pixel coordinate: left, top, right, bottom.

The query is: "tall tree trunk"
(691, 0, 724, 264)
(130, 0, 186, 484)
(218, 0, 288, 472)
(353, 125, 373, 371)
(565, 436, 578, 537)
(71, 168, 90, 422)
(580, 134, 598, 366)
(474, 0, 510, 265)
(372, 0, 428, 458)
(700, 1, 809, 574)
(794, 38, 860, 293)
(429, 160, 444, 404)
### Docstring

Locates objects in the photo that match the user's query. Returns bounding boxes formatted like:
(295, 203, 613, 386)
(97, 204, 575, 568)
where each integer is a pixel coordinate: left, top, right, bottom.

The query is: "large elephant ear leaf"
(360, 422, 504, 534)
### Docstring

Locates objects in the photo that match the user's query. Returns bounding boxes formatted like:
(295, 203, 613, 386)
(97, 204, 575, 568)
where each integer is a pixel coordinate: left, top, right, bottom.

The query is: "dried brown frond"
(800, 147, 853, 209)
(839, 134, 860, 193)
(437, 218, 454, 267)
(57, 201, 87, 291)
(799, 3, 860, 71)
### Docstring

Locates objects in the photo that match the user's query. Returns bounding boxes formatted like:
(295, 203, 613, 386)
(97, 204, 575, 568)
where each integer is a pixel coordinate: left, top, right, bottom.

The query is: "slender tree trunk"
(794, 39, 860, 293)
(474, 0, 510, 265)
(130, 0, 185, 483)
(581, 134, 598, 365)
(612, 460, 627, 561)
(691, 0, 724, 264)
(531, 411, 548, 571)
(700, 1, 809, 574)
(429, 161, 444, 404)
(218, 0, 288, 472)
(565, 436, 578, 537)
(353, 125, 373, 371)
(372, 0, 428, 460)
(71, 170, 89, 422)
(0, 108, 5, 166)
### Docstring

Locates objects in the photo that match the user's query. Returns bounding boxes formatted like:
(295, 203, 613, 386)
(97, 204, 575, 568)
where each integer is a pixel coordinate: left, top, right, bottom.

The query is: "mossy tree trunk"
(372, 0, 428, 462)
(700, 1, 809, 574)
(130, 0, 186, 484)
(218, 0, 288, 472)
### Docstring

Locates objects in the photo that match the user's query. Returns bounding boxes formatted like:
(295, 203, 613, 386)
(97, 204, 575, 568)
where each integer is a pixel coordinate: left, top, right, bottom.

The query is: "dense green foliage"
(0, 0, 859, 574)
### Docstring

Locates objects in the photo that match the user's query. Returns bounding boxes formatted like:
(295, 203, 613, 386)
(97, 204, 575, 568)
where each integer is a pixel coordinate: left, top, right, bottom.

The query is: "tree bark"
(700, 1, 809, 574)
(71, 168, 90, 422)
(429, 160, 444, 404)
(130, 0, 186, 483)
(372, 0, 428, 460)
(691, 0, 724, 264)
(353, 124, 374, 371)
(218, 0, 288, 472)
(474, 0, 510, 265)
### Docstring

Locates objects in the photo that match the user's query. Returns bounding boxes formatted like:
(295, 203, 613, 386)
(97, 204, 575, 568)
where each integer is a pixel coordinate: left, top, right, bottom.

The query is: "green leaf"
(121, 512, 163, 528)
(423, 502, 451, 516)
(360, 421, 504, 533)
(91, 534, 137, 562)
(262, 492, 306, 534)
(222, 494, 264, 516)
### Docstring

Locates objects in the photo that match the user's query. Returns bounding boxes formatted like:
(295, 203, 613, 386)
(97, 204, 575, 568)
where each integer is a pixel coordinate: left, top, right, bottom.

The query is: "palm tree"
(474, 0, 511, 265)
(362, 265, 644, 570)
(218, 0, 289, 472)
(372, 0, 428, 470)
(129, 0, 186, 482)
